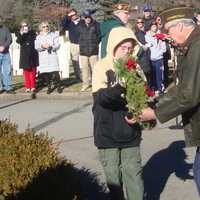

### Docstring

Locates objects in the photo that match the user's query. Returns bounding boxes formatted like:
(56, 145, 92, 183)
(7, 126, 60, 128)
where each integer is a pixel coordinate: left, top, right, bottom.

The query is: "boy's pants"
(98, 146, 144, 200)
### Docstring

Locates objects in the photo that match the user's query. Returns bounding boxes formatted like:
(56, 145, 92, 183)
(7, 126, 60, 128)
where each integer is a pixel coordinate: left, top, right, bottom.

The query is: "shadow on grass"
(7, 162, 109, 200)
(36, 74, 81, 93)
(143, 140, 193, 200)
(12, 72, 82, 93)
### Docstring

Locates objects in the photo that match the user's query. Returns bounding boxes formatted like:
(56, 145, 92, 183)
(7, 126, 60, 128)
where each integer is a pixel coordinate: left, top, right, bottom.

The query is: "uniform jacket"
(35, 31, 60, 73)
(77, 20, 101, 56)
(100, 16, 125, 58)
(155, 27, 200, 147)
(92, 27, 141, 148)
(16, 30, 39, 69)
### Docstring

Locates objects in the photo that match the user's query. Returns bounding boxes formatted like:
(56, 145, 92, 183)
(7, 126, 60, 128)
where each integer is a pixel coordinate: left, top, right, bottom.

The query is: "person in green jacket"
(139, 7, 200, 195)
(100, 3, 131, 58)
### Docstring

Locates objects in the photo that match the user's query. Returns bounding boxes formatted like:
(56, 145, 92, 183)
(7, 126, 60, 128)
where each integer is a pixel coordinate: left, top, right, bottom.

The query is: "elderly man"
(139, 7, 200, 194)
(100, 2, 131, 58)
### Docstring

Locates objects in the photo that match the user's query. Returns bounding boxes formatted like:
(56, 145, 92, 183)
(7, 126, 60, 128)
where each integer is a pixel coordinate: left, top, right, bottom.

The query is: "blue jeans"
(98, 147, 144, 200)
(151, 59, 164, 92)
(193, 147, 200, 195)
(0, 53, 12, 91)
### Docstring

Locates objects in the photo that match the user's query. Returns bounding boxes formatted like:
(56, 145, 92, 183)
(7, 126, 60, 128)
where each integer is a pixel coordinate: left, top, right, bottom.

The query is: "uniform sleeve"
(155, 42, 200, 123)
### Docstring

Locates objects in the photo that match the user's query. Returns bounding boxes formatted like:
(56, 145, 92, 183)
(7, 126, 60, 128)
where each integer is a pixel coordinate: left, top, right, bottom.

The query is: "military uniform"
(156, 27, 200, 147)
(155, 7, 200, 193)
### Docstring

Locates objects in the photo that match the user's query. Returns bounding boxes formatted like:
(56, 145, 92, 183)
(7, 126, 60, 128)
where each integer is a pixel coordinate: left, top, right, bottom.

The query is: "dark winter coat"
(77, 20, 101, 56)
(92, 27, 141, 148)
(16, 30, 38, 69)
(135, 29, 151, 73)
(143, 16, 154, 32)
(155, 27, 200, 147)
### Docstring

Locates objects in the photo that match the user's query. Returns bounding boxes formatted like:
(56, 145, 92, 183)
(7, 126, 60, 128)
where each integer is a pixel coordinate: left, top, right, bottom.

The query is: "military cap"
(160, 7, 194, 26)
(113, 3, 131, 13)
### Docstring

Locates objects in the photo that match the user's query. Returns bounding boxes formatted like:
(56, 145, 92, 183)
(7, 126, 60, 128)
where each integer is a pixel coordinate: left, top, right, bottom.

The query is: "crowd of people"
(0, 2, 200, 200)
(0, 3, 199, 96)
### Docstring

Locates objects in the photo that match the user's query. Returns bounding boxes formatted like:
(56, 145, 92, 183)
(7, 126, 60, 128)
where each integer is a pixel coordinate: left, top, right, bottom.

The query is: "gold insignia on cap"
(167, 14, 185, 21)
(113, 3, 130, 12)
(160, 7, 194, 25)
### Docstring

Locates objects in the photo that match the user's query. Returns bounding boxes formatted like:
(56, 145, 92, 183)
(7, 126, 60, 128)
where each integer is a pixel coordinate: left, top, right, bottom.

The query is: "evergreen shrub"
(0, 120, 80, 200)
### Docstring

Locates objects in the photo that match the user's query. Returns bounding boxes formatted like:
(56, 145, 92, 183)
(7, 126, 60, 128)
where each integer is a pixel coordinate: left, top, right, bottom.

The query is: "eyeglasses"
(120, 45, 133, 52)
(137, 21, 144, 24)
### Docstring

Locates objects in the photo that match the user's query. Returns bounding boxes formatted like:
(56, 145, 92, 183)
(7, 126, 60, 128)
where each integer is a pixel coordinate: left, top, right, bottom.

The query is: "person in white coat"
(35, 21, 62, 94)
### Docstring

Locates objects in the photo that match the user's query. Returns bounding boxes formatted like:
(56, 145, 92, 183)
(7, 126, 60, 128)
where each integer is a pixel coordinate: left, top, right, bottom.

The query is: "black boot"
(47, 83, 52, 94)
(57, 86, 62, 93)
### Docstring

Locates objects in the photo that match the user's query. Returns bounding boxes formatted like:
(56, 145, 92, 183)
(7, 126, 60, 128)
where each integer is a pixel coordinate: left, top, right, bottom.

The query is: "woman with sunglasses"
(16, 19, 38, 97)
(134, 17, 152, 89)
(35, 21, 62, 94)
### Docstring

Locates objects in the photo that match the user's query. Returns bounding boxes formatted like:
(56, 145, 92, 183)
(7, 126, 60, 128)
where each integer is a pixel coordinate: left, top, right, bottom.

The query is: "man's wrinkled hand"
(139, 107, 156, 122)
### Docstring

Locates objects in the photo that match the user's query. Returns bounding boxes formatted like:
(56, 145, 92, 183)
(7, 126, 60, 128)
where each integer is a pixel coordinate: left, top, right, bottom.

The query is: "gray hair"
(38, 21, 50, 32)
(166, 18, 196, 29)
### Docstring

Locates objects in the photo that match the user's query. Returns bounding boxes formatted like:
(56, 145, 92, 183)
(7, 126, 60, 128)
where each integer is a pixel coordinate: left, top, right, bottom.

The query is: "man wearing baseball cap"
(100, 2, 131, 58)
(142, 3, 154, 31)
(78, 9, 101, 91)
(139, 6, 200, 194)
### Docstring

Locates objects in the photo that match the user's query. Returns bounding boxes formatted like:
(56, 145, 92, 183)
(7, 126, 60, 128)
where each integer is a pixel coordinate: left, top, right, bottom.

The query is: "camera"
(47, 46, 52, 54)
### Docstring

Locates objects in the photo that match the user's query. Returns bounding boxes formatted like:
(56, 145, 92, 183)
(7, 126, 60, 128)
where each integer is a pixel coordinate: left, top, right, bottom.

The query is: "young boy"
(92, 27, 144, 200)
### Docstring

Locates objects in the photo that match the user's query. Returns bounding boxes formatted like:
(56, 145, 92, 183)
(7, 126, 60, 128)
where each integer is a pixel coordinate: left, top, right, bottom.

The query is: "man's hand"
(0, 46, 5, 52)
(139, 107, 156, 121)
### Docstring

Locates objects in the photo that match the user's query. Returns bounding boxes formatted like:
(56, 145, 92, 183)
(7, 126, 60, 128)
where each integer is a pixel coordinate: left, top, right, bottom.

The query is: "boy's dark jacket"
(92, 27, 141, 148)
